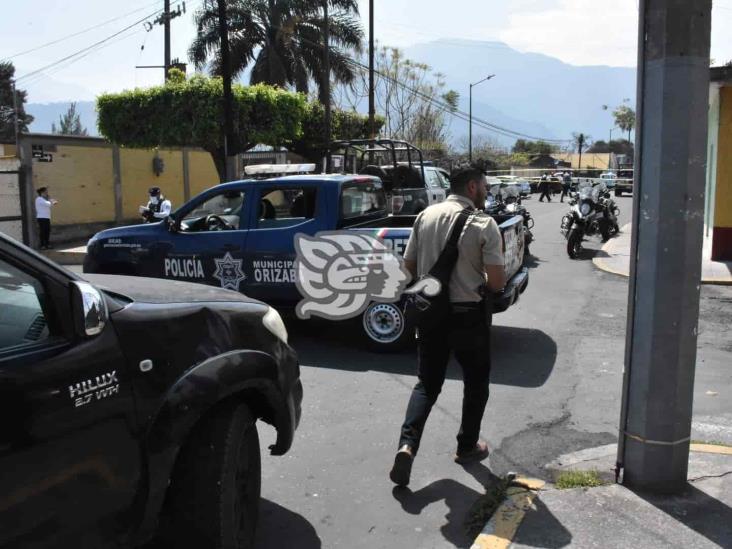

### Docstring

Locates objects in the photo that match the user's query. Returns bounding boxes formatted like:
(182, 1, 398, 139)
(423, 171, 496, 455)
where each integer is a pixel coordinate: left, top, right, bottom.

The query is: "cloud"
(498, 0, 639, 67)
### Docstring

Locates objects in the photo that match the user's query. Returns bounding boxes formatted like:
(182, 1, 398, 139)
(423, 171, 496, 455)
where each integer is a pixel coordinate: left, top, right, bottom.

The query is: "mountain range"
(25, 39, 637, 148)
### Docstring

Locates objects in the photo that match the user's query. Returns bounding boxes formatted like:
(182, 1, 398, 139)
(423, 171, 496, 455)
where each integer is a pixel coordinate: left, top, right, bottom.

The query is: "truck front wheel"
(361, 302, 415, 353)
(159, 402, 261, 549)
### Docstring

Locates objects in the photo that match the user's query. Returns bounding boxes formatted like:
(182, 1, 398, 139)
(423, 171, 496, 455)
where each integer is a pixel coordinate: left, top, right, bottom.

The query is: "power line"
(342, 56, 570, 143)
(20, 26, 147, 88)
(1, 0, 163, 62)
(16, 6, 167, 83)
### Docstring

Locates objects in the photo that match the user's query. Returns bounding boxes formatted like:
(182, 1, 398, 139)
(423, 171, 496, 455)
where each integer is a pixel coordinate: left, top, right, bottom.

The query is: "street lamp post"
(469, 74, 495, 164)
(608, 128, 614, 169)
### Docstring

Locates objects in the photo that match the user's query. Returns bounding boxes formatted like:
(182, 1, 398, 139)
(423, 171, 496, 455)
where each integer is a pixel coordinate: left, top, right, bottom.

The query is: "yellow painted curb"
(690, 443, 732, 456)
(470, 478, 545, 549)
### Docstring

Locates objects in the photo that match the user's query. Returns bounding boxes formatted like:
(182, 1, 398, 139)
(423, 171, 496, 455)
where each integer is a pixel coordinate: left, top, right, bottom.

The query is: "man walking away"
(35, 187, 58, 249)
(390, 168, 506, 487)
(538, 172, 551, 202)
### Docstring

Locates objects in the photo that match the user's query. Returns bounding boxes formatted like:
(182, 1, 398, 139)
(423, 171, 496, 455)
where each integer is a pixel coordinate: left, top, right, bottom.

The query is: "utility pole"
(164, 0, 171, 79)
(140, 1, 185, 81)
(368, 0, 375, 139)
(468, 74, 494, 164)
(217, 0, 236, 181)
(323, 0, 331, 173)
(577, 133, 585, 171)
(608, 128, 613, 169)
(616, 0, 712, 493)
(11, 80, 20, 153)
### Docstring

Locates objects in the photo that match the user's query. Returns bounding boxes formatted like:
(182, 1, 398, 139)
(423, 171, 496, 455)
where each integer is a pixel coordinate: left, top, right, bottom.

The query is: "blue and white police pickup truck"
(85, 175, 528, 351)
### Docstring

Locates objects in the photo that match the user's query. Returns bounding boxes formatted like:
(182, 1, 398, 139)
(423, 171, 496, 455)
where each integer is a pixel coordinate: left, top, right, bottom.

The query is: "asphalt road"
(69, 196, 732, 548)
(250, 195, 732, 549)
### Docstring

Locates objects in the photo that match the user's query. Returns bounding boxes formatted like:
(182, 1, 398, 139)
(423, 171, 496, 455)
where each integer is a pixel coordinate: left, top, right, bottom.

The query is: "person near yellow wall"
(140, 187, 172, 223)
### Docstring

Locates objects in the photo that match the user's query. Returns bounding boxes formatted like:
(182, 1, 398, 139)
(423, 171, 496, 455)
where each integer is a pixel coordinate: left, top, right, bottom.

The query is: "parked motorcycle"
(560, 181, 620, 259)
(486, 183, 535, 255)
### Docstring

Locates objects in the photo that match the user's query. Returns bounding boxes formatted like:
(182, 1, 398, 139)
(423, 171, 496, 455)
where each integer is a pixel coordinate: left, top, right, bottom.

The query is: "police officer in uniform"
(538, 172, 552, 202)
(141, 186, 172, 223)
(390, 168, 506, 487)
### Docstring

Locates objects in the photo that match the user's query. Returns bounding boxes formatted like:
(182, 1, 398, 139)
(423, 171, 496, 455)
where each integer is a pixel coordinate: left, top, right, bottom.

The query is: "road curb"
(690, 442, 732, 456)
(592, 224, 732, 285)
(470, 444, 731, 549)
(470, 477, 545, 549)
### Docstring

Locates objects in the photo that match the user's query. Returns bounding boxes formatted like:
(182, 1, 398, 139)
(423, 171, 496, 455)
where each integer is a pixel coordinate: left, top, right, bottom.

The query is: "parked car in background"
(600, 171, 618, 189)
(497, 175, 532, 197)
(0, 232, 302, 549)
(331, 139, 447, 215)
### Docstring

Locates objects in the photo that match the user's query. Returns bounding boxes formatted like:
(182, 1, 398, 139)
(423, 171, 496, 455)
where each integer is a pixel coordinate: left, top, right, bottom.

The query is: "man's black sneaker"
(389, 445, 414, 487)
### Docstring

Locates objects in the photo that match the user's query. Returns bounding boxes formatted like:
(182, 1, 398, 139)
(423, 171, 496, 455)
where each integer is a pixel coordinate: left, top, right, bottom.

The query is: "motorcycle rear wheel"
(567, 228, 583, 259)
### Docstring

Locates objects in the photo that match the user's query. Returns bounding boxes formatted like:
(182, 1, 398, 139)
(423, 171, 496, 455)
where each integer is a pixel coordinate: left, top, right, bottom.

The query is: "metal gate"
(0, 158, 25, 243)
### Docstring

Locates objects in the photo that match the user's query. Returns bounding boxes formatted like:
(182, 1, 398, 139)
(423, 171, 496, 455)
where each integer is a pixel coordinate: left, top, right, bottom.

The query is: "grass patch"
(692, 439, 732, 448)
(464, 476, 511, 538)
(555, 469, 607, 489)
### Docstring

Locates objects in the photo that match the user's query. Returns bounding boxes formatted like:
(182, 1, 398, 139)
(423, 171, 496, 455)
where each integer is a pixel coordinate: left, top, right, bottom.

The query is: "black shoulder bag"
(407, 208, 472, 334)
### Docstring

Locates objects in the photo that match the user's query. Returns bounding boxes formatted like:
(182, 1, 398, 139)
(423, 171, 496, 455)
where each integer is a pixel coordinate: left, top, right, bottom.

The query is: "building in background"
(707, 67, 732, 261)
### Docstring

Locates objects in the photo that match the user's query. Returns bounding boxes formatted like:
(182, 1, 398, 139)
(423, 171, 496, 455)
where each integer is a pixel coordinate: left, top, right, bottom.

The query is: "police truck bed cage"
(329, 139, 427, 192)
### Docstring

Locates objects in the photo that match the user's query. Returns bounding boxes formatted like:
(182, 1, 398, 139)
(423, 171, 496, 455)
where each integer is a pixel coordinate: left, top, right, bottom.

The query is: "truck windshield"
(340, 181, 387, 220)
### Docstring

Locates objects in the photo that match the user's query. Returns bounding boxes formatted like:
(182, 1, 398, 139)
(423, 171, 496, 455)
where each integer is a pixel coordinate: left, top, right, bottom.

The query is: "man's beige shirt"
(403, 194, 504, 303)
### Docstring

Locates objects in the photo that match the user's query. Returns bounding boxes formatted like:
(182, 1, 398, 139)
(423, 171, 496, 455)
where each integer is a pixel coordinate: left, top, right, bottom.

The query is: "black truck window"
(258, 187, 317, 229)
(180, 190, 245, 232)
(0, 259, 50, 351)
(340, 181, 387, 220)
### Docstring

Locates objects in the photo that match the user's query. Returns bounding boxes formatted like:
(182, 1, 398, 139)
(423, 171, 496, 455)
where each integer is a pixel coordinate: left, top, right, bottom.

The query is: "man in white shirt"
(141, 187, 172, 223)
(35, 187, 58, 249)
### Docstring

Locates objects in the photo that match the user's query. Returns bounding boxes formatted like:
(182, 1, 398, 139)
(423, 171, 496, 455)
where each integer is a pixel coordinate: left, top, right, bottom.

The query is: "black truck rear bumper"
(493, 267, 529, 313)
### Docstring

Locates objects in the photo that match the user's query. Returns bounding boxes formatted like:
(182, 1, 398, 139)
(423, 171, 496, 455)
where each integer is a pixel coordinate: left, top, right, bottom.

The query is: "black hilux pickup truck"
(0, 233, 302, 548)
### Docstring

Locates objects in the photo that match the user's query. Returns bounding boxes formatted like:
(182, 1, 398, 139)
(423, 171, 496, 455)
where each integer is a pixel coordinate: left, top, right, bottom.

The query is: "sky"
(0, 0, 730, 103)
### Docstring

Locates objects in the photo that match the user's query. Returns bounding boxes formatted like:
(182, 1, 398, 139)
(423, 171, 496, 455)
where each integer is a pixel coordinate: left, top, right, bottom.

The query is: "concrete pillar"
(618, 0, 713, 493)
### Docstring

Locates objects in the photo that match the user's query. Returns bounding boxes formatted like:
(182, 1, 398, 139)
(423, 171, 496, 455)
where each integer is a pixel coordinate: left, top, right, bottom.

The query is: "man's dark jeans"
(398, 306, 491, 455)
(38, 218, 51, 248)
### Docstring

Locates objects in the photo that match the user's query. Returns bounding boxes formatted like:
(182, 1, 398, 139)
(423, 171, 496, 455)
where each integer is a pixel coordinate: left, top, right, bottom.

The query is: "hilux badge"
(68, 370, 120, 408)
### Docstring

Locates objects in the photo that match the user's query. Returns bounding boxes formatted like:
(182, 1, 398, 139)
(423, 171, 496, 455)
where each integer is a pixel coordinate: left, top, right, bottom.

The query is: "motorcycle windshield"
(578, 181, 607, 202)
(489, 183, 520, 202)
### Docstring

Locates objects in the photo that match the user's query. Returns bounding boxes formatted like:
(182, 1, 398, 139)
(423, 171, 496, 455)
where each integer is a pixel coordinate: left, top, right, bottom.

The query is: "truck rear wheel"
(361, 302, 415, 353)
(159, 402, 261, 549)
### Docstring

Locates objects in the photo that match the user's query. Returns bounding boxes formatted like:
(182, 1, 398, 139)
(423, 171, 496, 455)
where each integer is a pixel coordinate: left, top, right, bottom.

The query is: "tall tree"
(52, 102, 87, 136)
(334, 46, 459, 153)
(189, 0, 363, 104)
(0, 62, 34, 142)
(613, 104, 636, 142)
(512, 139, 556, 155)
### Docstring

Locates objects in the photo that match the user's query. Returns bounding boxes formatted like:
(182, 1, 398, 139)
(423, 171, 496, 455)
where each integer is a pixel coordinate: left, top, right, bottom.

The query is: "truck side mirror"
(70, 281, 108, 338)
(166, 215, 178, 233)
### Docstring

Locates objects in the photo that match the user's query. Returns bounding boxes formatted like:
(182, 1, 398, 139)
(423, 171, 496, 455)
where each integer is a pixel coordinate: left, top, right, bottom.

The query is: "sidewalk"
(593, 224, 732, 284)
(472, 444, 732, 549)
(40, 242, 87, 265)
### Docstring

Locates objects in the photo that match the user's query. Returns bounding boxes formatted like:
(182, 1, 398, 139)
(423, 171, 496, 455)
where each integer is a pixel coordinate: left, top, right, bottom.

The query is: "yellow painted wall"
(33, 145, 115, 225)
(188, 149, 220, 196)
(120, 149, 184, 219)
(714, 87, 732, 228)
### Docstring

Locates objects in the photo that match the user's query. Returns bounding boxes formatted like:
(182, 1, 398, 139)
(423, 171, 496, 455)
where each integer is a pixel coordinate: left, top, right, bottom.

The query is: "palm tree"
(189, 0, 364, 104)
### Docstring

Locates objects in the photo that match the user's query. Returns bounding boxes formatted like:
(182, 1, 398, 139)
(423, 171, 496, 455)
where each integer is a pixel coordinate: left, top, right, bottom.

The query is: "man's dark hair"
(450, 168, 485, 194)
(36, 187, 47, 196)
